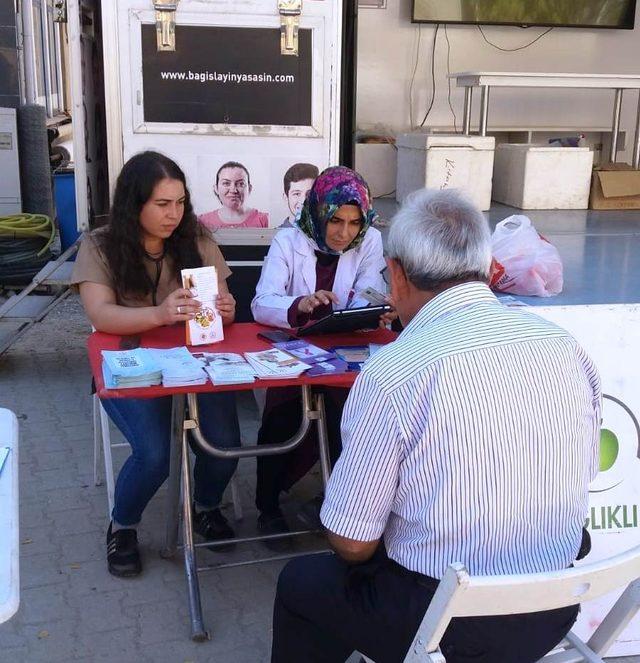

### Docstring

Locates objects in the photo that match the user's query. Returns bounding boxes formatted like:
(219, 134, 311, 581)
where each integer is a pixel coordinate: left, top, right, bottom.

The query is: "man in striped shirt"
(270, 189, 601, 663)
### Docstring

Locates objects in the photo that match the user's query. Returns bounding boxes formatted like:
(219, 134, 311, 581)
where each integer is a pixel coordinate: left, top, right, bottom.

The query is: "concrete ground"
(0, 294, 638, 662)
(0, 295, 329, 662)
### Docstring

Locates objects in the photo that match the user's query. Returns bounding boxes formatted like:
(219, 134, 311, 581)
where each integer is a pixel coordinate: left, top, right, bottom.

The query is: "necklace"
(142, 245, 165, 306)
(144, 246, 166, 261)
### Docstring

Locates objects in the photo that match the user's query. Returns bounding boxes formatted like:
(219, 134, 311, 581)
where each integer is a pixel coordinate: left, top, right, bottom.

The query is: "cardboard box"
(590, 163, 640, 210)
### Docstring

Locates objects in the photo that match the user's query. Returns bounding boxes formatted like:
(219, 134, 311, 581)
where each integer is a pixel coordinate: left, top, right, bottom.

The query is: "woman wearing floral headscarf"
(250, 166, 390, 545)
(252, 165, 387, 327)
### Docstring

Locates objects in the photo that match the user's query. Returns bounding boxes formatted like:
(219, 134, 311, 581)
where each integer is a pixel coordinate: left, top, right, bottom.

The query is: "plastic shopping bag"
(490, 215, 563, 297)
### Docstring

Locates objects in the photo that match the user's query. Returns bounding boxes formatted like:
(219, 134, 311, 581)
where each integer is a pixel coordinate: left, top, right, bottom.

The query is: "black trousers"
(255, 387, 347, 514)
(272, 549, 579, 663)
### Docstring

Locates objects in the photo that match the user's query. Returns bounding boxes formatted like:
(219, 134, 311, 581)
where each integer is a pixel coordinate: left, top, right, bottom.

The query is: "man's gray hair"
(386, 188, 492, 290)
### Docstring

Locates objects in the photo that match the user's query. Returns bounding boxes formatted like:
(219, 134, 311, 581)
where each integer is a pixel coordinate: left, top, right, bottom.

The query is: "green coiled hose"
(0, 214, 55, 257)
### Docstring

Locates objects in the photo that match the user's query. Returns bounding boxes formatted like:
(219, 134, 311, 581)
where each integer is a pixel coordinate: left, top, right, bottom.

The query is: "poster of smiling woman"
(198, 161, 269, 230)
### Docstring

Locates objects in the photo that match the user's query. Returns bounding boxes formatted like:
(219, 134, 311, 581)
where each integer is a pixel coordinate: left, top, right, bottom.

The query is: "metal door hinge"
(53, 0, 67, 23)
(278, 0, 302, 56)
(154, 0, 179, 52)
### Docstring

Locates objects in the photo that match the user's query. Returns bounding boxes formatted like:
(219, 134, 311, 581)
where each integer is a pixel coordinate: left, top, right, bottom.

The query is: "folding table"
(87, 321, 396, 640)
(450, 71, 640, 165)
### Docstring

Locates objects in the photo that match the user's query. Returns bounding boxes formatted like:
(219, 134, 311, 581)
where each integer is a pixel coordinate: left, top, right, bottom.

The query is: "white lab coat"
(251, 227, 386, 328)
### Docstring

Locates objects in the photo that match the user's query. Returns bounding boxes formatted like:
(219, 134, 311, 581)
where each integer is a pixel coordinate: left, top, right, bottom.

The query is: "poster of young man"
(279, 163, 319, 227)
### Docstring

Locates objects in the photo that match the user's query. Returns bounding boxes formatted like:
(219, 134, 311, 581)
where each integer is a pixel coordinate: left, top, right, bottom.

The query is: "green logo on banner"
(586, 395, 640, 532)
(599, 429, 619, 473)
(589, 394, 640, 495)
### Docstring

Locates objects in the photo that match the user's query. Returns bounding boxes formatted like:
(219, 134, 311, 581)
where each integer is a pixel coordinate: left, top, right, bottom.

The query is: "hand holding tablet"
(297, 304, 392, 336)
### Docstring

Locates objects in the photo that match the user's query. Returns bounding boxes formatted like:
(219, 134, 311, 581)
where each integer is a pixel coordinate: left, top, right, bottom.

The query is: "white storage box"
(493, 143, 594, 210)
(396, 133, 495, 211)
(355, 143, 397, 198)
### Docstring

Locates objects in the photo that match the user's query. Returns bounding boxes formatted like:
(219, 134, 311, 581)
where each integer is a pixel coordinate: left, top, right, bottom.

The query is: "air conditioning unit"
(0, 108, 21, 215)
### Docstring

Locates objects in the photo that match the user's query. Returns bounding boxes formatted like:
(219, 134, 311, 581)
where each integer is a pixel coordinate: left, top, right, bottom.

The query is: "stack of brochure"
(102, 348, 163, 388)
(273, 340, 334, 363)
(331, 345, 372, 372)
(102, 347, 207, 389)
(273, 340, 348, 376)
(153, 347, 208, 388)
(244, 348, 311, 380)
(199, 353, 256, 385)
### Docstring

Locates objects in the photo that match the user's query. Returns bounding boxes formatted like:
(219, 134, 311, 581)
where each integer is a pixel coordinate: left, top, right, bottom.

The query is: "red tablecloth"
(88, 322, 397, 399)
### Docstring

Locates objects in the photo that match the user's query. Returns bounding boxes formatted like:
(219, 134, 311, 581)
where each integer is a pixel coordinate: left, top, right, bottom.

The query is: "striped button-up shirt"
(320, 282, 601, 578)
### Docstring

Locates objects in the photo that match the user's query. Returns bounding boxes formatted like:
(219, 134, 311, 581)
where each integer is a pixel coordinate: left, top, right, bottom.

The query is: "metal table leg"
(633, 91, 640, 170)
(610, 88, 624, 164)
(479, 85, 490, 137)
(462, 86, 473, 136)
(187, 387, 314, 459)
(315, 393, 332, 489)
(169, 384, 328, 641)
(180, 421, 209, 642)
(161, 393, 185, 558)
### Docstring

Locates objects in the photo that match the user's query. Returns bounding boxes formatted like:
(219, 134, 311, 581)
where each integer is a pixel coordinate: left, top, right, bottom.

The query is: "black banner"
(141, 25, 312, 126)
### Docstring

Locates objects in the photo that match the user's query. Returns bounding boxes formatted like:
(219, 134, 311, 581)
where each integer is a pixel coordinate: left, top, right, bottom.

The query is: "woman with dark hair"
(71, 151, 241, 577)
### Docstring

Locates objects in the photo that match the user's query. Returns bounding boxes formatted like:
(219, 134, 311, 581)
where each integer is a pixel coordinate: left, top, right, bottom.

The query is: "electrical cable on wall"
(408, 25, 423, 129)
(418, 23, 440, 127)
(476, 24, 553, 51)
(408, 22, 553, 134)
(444, 24, 458, 133)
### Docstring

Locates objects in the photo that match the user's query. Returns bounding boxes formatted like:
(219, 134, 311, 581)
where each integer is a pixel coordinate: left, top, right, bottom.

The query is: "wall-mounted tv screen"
(412, 1, 637, 29)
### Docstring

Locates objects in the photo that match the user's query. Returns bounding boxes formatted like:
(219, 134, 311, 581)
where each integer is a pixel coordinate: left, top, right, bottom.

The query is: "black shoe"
(257, 509, 293, 552)
(106, 522, 142, 578)
(296, 494, 324, 530)
(192, 507, 236, 551)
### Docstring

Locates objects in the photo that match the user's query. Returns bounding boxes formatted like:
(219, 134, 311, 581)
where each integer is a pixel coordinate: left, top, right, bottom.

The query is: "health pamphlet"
(244, 348, 311, 379)
(102, 348, 163, 388)
(181, 266, 224, 346)
(101, 346, 207, 388)
(197, 353, 256, 385)
(273, 340, 334, 364)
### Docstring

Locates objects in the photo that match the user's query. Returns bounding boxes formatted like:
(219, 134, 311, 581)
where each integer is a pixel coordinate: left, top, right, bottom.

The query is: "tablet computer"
(297, 304, 391, 336)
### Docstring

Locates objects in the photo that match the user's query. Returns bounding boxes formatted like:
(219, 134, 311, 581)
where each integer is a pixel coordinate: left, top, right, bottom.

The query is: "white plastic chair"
(397, 543, 640, 662)
(92, 394, 242, 521)
(0, 408, 20, 624)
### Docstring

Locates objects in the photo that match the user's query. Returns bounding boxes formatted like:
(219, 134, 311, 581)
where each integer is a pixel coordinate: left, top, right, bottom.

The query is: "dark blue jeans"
(101, 392, 240, 526)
